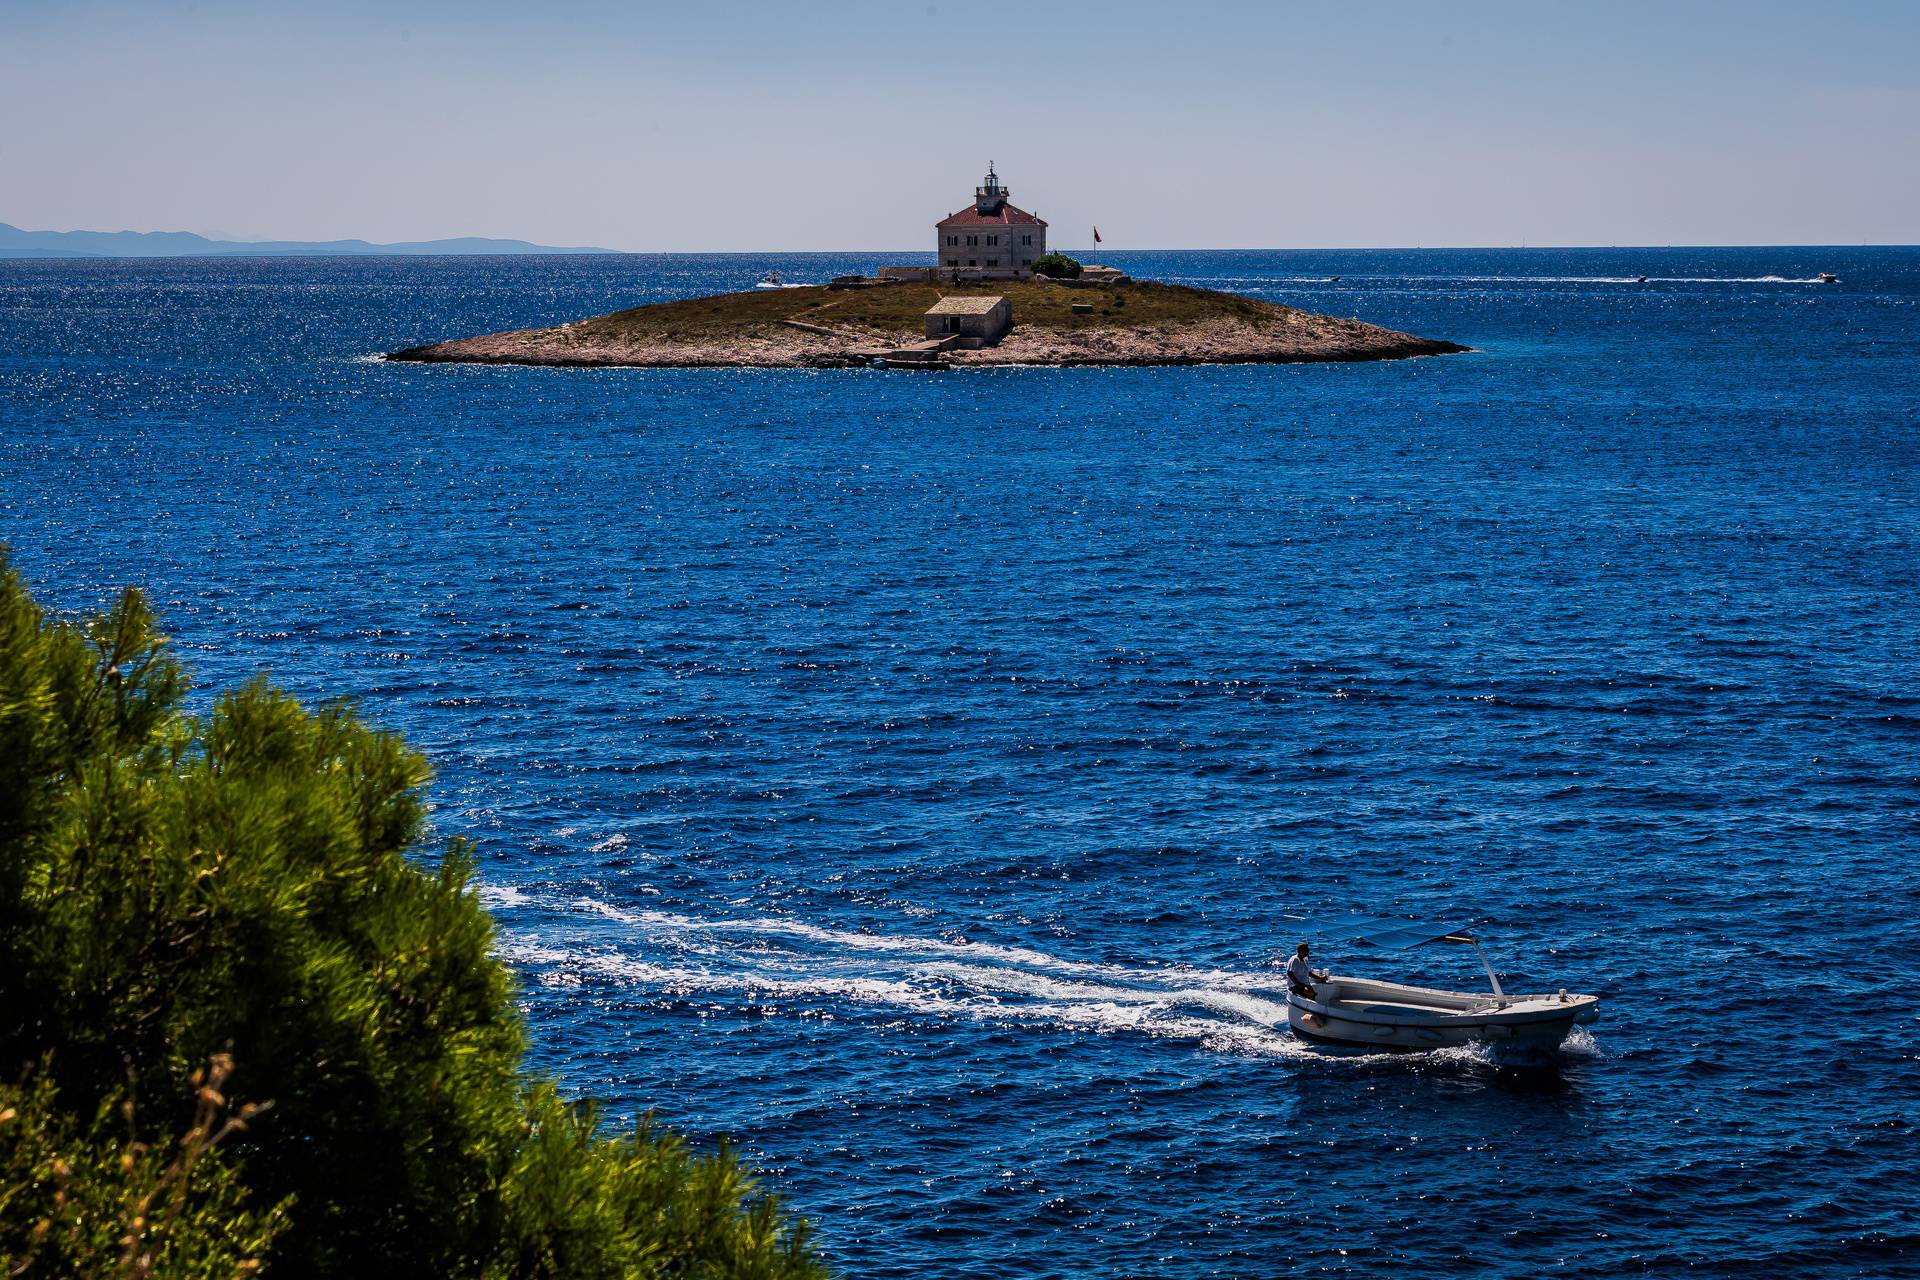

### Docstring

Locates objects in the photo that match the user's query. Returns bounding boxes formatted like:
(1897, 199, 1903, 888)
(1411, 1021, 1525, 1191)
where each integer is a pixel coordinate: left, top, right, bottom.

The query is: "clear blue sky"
(2, 0, 1915, 250)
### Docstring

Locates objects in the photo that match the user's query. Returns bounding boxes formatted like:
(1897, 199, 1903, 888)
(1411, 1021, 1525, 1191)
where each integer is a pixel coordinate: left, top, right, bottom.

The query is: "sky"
(1, 0, 1916, 251)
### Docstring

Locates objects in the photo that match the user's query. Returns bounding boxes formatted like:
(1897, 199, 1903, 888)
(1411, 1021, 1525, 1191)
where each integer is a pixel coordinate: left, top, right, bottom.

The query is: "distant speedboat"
(1818, 272, 1839, 284)
(1280, 914, 1599, 1060)
(756, 271, 786, 289)
(1328, 275, 1342, 282)
(1635, 276, 1648, 283)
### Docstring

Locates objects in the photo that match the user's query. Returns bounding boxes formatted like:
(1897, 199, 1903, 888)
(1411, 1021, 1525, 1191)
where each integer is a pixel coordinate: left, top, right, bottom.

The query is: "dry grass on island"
(387, 277, 1466, 369)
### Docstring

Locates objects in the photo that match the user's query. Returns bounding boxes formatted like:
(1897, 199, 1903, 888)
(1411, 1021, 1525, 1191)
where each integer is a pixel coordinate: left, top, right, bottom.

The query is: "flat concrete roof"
(925, 296, 1006, 315)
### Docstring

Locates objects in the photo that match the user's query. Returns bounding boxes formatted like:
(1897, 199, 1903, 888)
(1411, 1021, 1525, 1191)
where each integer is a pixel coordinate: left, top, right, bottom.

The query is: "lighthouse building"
(936, 165, 1047, 277)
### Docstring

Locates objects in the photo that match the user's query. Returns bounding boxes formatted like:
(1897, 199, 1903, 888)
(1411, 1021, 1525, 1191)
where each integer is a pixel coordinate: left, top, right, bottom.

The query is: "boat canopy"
(1311, 913, 1482, 950)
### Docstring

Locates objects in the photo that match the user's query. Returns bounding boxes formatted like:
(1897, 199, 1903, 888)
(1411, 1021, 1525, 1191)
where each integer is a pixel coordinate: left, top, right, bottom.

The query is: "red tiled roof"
(936, 202, 1047, 229)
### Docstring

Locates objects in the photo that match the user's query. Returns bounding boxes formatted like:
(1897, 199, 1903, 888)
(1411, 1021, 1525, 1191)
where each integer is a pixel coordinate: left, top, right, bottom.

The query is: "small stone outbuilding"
(924, 295, 1013, 346)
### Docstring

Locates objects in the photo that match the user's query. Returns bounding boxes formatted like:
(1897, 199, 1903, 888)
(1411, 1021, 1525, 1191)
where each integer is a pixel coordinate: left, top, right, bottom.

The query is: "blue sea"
(3, 247, 1918, 1276)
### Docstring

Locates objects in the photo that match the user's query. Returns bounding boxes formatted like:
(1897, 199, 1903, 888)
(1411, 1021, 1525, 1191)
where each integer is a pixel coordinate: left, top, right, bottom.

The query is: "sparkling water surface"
(3, 247, 1918, 1276)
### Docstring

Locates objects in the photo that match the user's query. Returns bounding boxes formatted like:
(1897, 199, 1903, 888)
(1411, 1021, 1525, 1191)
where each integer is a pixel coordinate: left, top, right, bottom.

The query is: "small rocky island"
(389, 166, 1464, 371)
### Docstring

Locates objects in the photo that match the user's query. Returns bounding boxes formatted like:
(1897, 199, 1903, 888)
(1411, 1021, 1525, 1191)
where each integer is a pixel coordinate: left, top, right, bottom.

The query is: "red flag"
(1093, 226, 1103, 244)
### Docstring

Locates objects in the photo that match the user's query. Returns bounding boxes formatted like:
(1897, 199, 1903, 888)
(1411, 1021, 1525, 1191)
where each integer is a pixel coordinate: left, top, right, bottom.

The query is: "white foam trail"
(910, 960, 1294, 1025)
(1175, 274, 1831, 286)
(502, 939, 1315, 1059)
(512, 896, 1324, 1059)
(506, 943, 988, 1017)
(1560, 1025, 1603, 1059)
(571, 897, 1256, 987)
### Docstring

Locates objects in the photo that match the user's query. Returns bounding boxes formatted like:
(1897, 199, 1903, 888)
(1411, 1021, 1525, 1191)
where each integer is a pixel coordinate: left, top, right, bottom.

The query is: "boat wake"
(1178, 273, 1832, 286)
(484, 890, 1576, 1067)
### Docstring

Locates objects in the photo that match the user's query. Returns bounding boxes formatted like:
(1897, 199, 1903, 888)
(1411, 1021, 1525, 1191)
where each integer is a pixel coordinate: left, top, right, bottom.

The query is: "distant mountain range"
(0, 222, 621, 258)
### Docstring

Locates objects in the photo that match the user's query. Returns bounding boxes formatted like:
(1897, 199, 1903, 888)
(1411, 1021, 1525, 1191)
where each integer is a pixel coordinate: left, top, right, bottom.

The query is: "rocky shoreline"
(387, 279, 1466, 370)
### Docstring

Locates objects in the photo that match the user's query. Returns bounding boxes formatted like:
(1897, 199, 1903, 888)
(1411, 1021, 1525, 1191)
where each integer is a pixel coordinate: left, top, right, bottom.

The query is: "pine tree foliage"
(0, 555, 829, 1279)
(0, 1054, 286, 1278)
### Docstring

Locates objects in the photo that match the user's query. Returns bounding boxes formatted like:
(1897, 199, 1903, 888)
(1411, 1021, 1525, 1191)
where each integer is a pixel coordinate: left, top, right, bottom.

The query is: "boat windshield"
(1312, 913, 1481, 951)
(1308, 912, 1505, 997)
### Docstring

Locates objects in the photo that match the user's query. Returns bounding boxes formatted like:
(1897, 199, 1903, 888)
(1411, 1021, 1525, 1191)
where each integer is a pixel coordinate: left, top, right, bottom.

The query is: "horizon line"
(3, 242, 1915, 261)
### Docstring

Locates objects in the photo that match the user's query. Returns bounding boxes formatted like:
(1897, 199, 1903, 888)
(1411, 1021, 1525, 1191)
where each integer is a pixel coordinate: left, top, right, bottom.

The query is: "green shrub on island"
(1030, 252, 1082, 279)
(0, 556, 827, 1280)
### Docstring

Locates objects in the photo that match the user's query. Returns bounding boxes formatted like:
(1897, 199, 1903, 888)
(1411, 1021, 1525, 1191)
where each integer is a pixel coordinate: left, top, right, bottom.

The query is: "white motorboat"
(1282, 915, 1599, 1059)
(755, 271, 785, 289)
